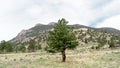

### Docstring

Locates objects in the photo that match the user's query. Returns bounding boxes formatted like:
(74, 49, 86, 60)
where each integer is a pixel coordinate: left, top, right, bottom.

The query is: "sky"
(0, 0, 120, 41)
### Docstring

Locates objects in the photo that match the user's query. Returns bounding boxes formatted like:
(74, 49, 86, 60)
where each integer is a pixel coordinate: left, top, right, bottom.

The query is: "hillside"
(10, 23, 120, 45)
(95, 27, 120, 35)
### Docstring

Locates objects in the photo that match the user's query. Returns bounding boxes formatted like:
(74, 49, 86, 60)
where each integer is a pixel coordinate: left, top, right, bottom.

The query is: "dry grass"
(0, 46, 120, 68)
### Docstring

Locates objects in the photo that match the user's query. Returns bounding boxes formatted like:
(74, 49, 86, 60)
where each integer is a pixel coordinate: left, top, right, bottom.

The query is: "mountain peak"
(48, 22, 56, 25)
(35, 23, 44, 26)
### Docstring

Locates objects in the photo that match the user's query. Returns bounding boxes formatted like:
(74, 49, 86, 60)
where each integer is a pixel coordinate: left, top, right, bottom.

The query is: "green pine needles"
(47, 18, 78, 62)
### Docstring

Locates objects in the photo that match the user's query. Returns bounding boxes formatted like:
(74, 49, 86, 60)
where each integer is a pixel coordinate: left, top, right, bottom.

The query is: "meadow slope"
(0, 45, 120, 68)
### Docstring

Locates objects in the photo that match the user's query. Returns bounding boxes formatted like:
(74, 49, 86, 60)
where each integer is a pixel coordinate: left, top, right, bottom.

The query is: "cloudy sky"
(0, 0, 120, 41)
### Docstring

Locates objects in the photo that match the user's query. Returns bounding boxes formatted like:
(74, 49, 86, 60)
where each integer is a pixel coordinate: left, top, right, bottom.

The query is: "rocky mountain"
(10, 23, 120, 45)
(95, 27, 120, 35)
(11, 24, 53, 44)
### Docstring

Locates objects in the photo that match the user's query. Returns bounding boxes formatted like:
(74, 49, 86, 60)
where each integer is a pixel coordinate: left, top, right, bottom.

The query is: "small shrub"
(44, 46, 56, 53)
(95, 45, 100, 49)
(91, 45, 100, 49)
(5, 57, 7, 59)
(91, 46, 94, 49)
(13, 59, 16, 61)
(40, 57, 43, 59)
(20, 58, 23, 61)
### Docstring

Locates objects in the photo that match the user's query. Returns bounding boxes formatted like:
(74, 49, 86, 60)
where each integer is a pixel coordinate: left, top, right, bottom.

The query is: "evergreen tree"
(0, 40, 6, 53)
(5, 41, 14, 52)
(118, 36, 120, 44)
(19, 45, 26, 52)
(0, 40, 14, 53)
(84, 38, 88, 44)
(28, 39, 36, 52)
(109, 37, 115, 48)
(97, 37, 106, 49)
(47, 18, 78, 62)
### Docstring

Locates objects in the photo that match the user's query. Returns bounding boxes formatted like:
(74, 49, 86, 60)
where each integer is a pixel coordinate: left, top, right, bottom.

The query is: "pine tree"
(109, 37, 115, 48)
(118, 36, 120, 44)
(28, 39, 36, 52)
(0, 40, 14, 53)
(85, 38, 88, 44)
(97, 37, 107, 49)
(0, 40, 6, 53)
(5, 41, 14, 52)
(19, 44, 26, 52)
(47, 18, 78, 62)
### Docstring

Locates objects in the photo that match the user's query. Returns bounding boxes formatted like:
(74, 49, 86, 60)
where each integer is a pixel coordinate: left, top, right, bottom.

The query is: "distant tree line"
(0, 40, 14, 53)
(0, 39, 41, 54)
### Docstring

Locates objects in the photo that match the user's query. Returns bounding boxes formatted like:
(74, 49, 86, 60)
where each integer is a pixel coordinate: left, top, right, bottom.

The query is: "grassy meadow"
(0, 45, 120, 68)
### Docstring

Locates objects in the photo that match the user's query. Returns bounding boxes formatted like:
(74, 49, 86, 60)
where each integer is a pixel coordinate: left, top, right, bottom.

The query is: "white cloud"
(0, 0, 120, 41)
(96, 15, 120, 30)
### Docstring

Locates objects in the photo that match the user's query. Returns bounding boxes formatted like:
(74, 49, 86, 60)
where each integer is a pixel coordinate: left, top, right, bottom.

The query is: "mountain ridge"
(10, 23, 120, 44)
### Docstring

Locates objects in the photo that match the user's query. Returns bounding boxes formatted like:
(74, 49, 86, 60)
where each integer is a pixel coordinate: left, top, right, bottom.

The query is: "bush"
(18, 45, 26, 52)
(91, 45, 100, 49)
(109, 37, 115, 48)
(44, 46, 56, 53)
(109, 41, 115, 48)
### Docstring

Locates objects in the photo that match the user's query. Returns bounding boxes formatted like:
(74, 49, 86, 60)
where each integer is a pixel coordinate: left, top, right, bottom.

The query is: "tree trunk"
(61, 49, 66, 62)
